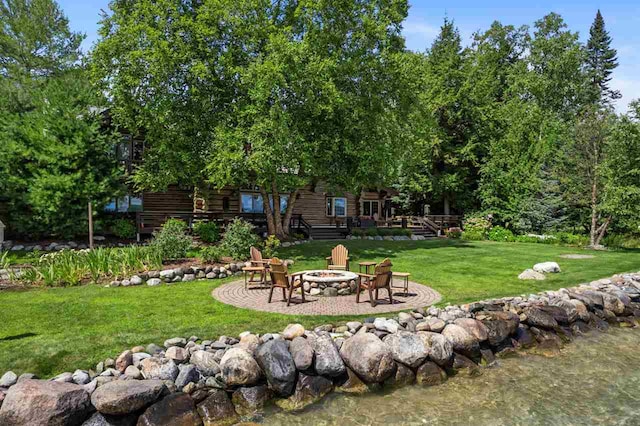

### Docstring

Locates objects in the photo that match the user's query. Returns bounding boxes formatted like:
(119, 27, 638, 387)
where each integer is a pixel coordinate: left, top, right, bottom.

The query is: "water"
(265, 328, 640, 426)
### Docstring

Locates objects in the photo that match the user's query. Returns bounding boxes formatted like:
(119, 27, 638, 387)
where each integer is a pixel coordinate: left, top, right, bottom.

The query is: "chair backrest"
(331, 244, 348, 267)
(250, 246, 263, 263)
(373, 258, 393, 289)
(268, 257, 289, 287)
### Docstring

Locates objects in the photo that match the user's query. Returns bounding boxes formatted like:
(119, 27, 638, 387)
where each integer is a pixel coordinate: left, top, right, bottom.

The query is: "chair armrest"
(356, 272, 376, 278)
(251, 260, 270, 265)
(325, 256, 332, 260)
(290, 271, 306, 277)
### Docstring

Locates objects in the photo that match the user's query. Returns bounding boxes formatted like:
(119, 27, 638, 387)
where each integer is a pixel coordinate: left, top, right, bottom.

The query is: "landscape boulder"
(453, 318, 489, 342)
(383, 331, 428, 368)
(518, 269, 546, 280)
(476, 311, 520, 347)
(140, 358, 179, 381)
(190, 351, 220, 376)
(220, 348, 262, 386)
(0, 380, 91, 426)
(523, 307, 558, 329)
(417, 331, 453, 367)
(197, 389, 238, 426)
(340, 333, 396, 383)
(137, 392, 201, 426)
(255, 339, 297, 396)
(533, 262, 561, 273)
(441, 324, 480, 357)
(289, 337, 314, 371)
(276, 373, 333, 411)
(313, 333, 346, 377)
(91, 379, 166, 415)
(231, 385, 271, 416)
(416, 361, 447, 386)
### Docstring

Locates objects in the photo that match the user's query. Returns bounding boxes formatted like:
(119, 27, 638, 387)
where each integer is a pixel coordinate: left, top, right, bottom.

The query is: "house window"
(362, 200, 379, 217)
(326, 197, 347, 217)
(104, 194, 143, 213)
(222, 197, 230, 212)
(241, 193, 288, 214)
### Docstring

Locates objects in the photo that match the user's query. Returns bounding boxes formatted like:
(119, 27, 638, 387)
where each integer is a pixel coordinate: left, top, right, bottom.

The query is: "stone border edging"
(2, 271, 640, 425)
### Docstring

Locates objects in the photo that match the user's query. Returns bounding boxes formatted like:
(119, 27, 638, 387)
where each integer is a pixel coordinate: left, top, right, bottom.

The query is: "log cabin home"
(107, 131, 414, 239)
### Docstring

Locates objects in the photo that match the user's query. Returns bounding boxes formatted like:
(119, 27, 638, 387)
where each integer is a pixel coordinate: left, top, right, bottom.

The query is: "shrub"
(463, 216, 491, 240)
(111, 219, 136, 239)
(220, 218, 261, 260)
(554, 232, 589, 247)
(193, 221, 220, 243)
(150, 219, 193, 260)
(364, 227, 379, 237)
(461, 230, 486, 241)
(263, 235, 280, 258)
(446, 227, 462, 239)
(603, 234, 640, 249)
(514, 234, 544, 244)
(351, 228, 366, 237)
(488, 226, 515, 242)
(200, 245, 224, 263)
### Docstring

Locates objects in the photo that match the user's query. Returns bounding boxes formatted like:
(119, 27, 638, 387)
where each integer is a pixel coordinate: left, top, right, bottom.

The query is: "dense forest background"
(1, 0, 639, 246)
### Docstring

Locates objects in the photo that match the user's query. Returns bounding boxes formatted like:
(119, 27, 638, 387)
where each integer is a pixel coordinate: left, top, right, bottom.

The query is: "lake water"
(265, 328, 640, 425)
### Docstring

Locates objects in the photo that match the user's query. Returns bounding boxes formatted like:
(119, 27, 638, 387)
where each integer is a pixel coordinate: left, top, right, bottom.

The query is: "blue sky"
(59, 0, 640, 112)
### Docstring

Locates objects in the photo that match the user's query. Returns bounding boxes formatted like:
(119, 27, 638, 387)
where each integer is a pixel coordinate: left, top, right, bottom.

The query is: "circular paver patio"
(212, 279, 441, 315)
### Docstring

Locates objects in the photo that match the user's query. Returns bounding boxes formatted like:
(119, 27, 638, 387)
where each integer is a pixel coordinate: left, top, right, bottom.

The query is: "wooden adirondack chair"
(356, 258, 393, 307)
(326, 244, 350, 270)
(246, 246, 269, 286)
(268, 257, 306, 306)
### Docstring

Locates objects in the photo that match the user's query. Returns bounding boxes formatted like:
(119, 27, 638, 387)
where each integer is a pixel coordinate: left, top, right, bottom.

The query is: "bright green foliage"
(585, 10, 620, 106)
(462, 216, 492, 240)
(92, 0, 411, 238)
(150, 219, 193, 260)
(200, 245, 224, 264)
(193, 221, 220, 244)
(0, 0, 121, 238)
(220, 218, 261, 261)
(17, 246, 161, 287)
(110, 219, 136, 239)
(488, 226, 515, 242)
(263, 235, 280, 259)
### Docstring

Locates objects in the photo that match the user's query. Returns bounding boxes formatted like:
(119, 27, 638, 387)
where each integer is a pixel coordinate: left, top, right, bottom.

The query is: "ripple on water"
(265, 328, 640, 426)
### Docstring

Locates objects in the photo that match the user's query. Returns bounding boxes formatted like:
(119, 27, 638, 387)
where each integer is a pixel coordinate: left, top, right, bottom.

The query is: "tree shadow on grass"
(0, 332, 37, 341)
(281, 239, 475, 263)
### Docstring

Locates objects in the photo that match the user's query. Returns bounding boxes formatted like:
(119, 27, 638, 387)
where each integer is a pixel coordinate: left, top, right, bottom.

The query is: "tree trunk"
(281, 189, 299, 239)
(589, 179, 598, 247)
(259, 187, 276, 237)
(594, 216, 611, 247)
(271, 181, 286, 240)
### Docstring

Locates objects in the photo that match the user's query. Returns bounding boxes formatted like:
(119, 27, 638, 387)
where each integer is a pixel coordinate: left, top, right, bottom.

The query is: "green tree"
(93, 0, 410, 239)
(0, 0, 121, 238)
(585, 10, 620, 107)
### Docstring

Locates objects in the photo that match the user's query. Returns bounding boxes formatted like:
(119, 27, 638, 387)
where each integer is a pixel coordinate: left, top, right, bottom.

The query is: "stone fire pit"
(301, 270, 359, 297)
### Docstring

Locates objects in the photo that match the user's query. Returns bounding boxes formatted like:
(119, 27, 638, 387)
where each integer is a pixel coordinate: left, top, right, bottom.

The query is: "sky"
(59, 0, 640, 113)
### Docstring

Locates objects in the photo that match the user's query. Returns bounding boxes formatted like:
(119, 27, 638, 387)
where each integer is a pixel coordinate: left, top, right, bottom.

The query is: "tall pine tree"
(585, 10, 620, 107)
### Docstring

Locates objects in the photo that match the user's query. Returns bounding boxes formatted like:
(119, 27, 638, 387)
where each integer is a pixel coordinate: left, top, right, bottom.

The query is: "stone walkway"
(212, 279, 441, 315)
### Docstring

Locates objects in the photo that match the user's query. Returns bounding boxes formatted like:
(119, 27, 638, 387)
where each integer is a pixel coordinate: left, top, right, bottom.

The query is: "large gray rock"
(140, 358, 179, 381)
(289, 337, 314, 371)
(476, 311, 520, 347)
(417, 331, 453, 367)
(231, 385, 271, 416)
(115, 350, 133, 373)
(275, 373, 333, 411)
(137, 392, 201, 426)
(523, 307, 558, 329)
(220, 347, 262, 386)
(255, 339, 297, 396)
(189, 351, 220, 376)
(533, 261, 561, 273)
(72, 370, 91, 385)
(282, 324, 305, 340)
(81, 412, 137, 426)
(165, 347, 189, 364)
(164, 337, 187, 348)
(91, 379, 166, 415)
(197, 389, 238, 426)
(384, 363, 416, 388)
(550, 299, 579, 323)
(0, 371, 17, 387)
(175, 364, 199, 390)
(453, 318, 488, 342)
(340, 333, 396, 383)
(383, 331, 428, 368)
(0, 379, 91, 425)
(313, 333, 346, 377)
(442, 324, 480, 357)
(518, 269, 546, 280)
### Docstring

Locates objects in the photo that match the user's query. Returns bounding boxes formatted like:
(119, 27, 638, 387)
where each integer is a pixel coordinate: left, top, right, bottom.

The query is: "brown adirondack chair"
(246, 246, 269, 286)
(268, 257, 306, 306)
(326, 244, 350, 270)
(356, 258, 393, 307)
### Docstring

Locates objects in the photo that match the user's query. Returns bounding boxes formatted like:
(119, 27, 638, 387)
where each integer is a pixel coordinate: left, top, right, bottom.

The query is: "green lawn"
(1, 239, 640, 377)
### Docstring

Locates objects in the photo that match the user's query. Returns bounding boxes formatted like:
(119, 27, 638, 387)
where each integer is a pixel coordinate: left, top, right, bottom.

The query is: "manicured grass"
(1, 239, 640, 377)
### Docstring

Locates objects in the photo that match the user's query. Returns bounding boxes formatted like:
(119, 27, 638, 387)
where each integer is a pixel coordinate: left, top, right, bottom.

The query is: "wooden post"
(88, 201, 94, 250)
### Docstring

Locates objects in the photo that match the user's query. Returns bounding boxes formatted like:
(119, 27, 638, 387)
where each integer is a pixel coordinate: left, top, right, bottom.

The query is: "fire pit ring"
(301, 270, 359, 297)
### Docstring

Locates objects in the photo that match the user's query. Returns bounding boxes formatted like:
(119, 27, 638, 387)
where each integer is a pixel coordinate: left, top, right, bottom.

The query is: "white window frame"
(326, 197, 347, 217)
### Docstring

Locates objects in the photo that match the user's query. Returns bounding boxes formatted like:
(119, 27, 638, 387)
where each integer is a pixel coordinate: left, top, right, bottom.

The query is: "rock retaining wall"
(3, 272, 640, 425)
